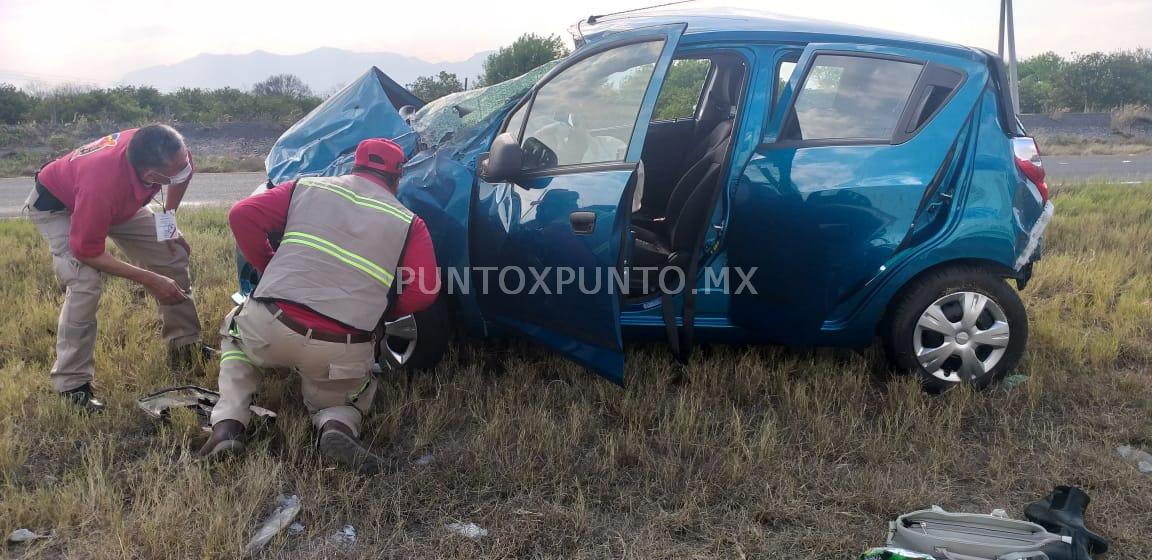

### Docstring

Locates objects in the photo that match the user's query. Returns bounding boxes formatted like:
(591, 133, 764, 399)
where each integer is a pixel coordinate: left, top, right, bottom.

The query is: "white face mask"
(154, 161, 193, 185)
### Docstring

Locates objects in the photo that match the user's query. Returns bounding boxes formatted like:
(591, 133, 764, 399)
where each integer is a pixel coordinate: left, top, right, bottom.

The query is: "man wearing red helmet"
(201, 138, 438, 474)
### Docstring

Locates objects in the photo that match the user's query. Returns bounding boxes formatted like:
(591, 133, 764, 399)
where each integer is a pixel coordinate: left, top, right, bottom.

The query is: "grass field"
(1, 183, 1150, 559)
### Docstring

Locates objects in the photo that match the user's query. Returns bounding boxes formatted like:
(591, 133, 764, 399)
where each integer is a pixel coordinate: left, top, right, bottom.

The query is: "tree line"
(406, 33, 569, 103)
(0, 75, 322, 125)
(4, 38, 1147, 126)
(1018, 49, 1151, 113)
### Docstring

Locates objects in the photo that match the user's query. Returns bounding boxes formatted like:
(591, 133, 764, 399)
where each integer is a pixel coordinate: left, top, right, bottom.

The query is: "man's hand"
(143, 273, 188, 305)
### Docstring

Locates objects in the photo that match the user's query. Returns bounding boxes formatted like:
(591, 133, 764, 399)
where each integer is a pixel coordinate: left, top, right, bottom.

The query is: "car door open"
(470, 24, 687, 384)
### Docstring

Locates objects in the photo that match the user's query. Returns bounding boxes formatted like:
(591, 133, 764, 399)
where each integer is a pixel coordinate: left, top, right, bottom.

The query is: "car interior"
(628, 53, 748, 298)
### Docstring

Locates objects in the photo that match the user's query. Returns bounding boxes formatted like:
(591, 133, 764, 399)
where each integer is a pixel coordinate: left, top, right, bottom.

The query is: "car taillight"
(1012, 136, 1048, 202)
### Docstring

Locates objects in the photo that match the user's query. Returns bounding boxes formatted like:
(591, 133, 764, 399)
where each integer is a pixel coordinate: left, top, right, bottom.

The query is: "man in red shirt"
(201, 138, 438, 474)
(26, 125, 205, 411)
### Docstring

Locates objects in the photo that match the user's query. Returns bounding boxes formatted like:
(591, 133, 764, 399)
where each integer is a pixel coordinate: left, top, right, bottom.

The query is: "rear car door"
(727, 43, 987, 341)
(470, 25, 686, 384)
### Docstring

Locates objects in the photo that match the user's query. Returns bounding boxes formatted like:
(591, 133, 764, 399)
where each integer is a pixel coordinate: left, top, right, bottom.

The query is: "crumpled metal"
(136, 385, 276, 431)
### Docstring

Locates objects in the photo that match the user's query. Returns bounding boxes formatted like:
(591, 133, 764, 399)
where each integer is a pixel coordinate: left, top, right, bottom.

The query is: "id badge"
(155, 210, 179, 241)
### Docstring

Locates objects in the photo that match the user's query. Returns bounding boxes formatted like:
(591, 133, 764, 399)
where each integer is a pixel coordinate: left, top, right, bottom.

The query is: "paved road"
(0, 172, 265, 217)
(1, 155, 1149, 217)
(1046, 154, 1152, 184)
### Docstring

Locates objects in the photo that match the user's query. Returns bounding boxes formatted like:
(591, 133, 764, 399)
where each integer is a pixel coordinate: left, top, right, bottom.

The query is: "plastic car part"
(1025, 486, 1109, 555)
(136, 385, 276, 431)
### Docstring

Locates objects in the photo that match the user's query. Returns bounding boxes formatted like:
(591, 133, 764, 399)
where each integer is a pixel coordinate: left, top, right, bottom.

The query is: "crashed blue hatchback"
(238, 8, 1054, 392)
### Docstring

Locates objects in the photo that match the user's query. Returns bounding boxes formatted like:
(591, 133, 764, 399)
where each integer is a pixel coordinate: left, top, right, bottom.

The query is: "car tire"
(882, 265, 1028, 393)
(377, 295, 452, 373)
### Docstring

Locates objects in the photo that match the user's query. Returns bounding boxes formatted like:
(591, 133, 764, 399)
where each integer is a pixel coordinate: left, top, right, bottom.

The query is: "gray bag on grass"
(888, 506, 1073, 560)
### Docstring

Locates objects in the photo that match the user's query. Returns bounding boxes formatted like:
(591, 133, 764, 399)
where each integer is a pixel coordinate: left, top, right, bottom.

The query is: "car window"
(787, 55, 923, 141)
(505, 101, 528, 141)
(776, 59, 797, 104)
(652, 59, 712, 121)
(519, 40, 665, 170)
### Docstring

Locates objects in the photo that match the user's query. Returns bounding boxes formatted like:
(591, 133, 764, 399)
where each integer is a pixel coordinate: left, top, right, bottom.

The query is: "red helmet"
(354, 138, 405, 175)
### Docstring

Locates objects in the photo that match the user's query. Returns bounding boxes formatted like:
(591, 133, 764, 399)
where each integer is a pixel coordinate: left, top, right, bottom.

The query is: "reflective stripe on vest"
(296, 179, 413, 223)
(252, 174, 412, 331)
(280, 231, 395, 287)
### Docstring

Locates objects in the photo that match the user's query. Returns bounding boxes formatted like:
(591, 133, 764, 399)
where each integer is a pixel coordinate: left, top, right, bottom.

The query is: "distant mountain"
(122, 47, 491, 94)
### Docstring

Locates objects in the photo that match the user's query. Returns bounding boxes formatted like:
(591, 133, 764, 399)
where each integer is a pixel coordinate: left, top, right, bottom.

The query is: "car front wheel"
(883, 265, 1028, 392)
(377, 296, 451, 373)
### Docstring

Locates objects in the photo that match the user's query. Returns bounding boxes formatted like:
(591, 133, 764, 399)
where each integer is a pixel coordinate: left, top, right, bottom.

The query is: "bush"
(47, 134, 75, 152)
(1112, 104, 1152, 132)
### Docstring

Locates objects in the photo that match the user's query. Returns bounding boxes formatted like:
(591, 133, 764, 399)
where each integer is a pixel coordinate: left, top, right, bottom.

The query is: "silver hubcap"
(914, 291, 1010, 383)
(381, 314, 418, 367)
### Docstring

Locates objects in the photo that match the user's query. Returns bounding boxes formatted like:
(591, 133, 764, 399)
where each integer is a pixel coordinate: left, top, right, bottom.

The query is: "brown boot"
(318, 421, 384, 475)
(197, 419, 247, 459)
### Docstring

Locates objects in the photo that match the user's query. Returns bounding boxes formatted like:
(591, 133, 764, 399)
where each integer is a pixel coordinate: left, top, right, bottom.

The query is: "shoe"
(59, 383, 105, 412)
(318, 421, 384, 475)
(197, 419, 247, 459)
(169, 342, 216, 376)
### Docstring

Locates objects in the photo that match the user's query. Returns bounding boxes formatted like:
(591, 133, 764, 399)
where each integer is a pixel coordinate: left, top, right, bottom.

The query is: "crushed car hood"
(265, 67, 424, 184)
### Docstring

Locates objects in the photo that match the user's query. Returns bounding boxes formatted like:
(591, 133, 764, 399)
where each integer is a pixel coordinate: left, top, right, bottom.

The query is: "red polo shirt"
(228, 175, 439, 334)
(36, 128, 192, 259)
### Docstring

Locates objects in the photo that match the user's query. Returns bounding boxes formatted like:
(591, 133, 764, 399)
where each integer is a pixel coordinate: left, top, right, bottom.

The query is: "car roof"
(575, 8, 983, 61)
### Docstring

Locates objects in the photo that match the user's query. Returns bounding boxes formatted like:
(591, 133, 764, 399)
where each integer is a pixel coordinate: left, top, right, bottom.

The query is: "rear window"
(786, 55, 923, 141)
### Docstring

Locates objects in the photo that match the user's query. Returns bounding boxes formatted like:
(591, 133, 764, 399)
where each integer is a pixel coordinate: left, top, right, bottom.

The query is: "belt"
(261, 301, 373, 343)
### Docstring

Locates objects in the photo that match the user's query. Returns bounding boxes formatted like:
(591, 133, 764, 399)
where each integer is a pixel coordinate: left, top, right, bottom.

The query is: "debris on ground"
(243, 494, 301, 557)
(860, 547, 935, 560)
(288, 523, 305, 534)
(1116, 445, 1152, 474)
(330, 524, 356, 544)
(6, 529, 49, 544)
(414, 453, 434, 466)
(1001, 374, 1030, 389)
(137, 385, 277, 431)
(445, 522, 488, 539)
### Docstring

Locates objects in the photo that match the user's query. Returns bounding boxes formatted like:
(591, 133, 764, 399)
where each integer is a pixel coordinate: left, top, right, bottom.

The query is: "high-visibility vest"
(253, 174, 413, 331)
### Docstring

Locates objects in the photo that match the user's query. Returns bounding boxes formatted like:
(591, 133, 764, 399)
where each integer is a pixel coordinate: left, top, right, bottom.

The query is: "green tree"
(653, 59, 711, 120)
(252, 74, 313, 98)
(407, 71, 464, 102)
(482, 33, 569, 86)
(1055, 49, 1152, 111)
(0, 84, 32, 124)
(1018, 51, 1064, 113)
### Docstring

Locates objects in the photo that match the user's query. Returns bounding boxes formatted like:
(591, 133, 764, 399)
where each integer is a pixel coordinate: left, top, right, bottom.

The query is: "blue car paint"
(467, 24, 687, 383)
(724, 43, 992, 345)
(266, 67, 422, 184)
(240, 10, 1049, 384)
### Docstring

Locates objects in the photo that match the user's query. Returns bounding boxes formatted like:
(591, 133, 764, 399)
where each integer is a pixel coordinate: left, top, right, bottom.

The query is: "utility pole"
(998, 0, 1021, 114)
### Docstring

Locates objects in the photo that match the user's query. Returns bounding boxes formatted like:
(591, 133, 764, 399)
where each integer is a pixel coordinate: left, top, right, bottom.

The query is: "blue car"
(239, 9, 1053, 392)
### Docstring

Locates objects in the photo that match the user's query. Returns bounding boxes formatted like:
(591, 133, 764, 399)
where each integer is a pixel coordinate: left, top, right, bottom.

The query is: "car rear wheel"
(883, 265, 1028, 393)
(377, 296, 451, 372)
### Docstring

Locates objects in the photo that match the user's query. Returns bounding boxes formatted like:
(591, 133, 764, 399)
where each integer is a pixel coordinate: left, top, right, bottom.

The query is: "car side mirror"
(480, 133, 523, 182)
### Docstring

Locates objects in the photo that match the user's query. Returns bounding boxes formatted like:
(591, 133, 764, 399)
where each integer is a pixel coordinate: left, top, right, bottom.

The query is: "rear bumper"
(1014, 200, 1055, 271)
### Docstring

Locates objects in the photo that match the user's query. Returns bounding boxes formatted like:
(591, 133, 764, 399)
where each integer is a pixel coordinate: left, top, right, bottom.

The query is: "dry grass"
(1112, 105, 1152, 133)
(1, 184, 1151, 559)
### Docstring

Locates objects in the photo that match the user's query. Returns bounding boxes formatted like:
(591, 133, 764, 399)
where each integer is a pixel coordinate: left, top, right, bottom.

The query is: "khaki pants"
(211, 301, 377, 436)
(26, 188, 202, 392)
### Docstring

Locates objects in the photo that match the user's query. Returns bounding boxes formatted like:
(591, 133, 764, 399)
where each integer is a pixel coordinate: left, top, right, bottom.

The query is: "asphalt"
(0, 172, 266, 218)
(1, 155, 1149, 218)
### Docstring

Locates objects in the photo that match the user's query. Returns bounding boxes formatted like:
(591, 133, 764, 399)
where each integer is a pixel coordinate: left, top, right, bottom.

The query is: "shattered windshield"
(410, 61, 560, 149)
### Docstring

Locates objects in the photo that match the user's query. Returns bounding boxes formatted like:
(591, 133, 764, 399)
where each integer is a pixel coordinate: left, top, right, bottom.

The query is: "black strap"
(661, 288, 681, 361)
(678, 256, 702, 365)
(32, 176, 66, 212)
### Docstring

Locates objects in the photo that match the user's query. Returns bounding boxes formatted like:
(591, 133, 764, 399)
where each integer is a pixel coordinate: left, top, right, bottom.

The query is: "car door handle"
(570, 211, 596, 234)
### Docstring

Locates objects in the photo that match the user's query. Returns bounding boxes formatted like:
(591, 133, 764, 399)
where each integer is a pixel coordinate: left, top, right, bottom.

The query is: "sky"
(1, 0, 1149, 87)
